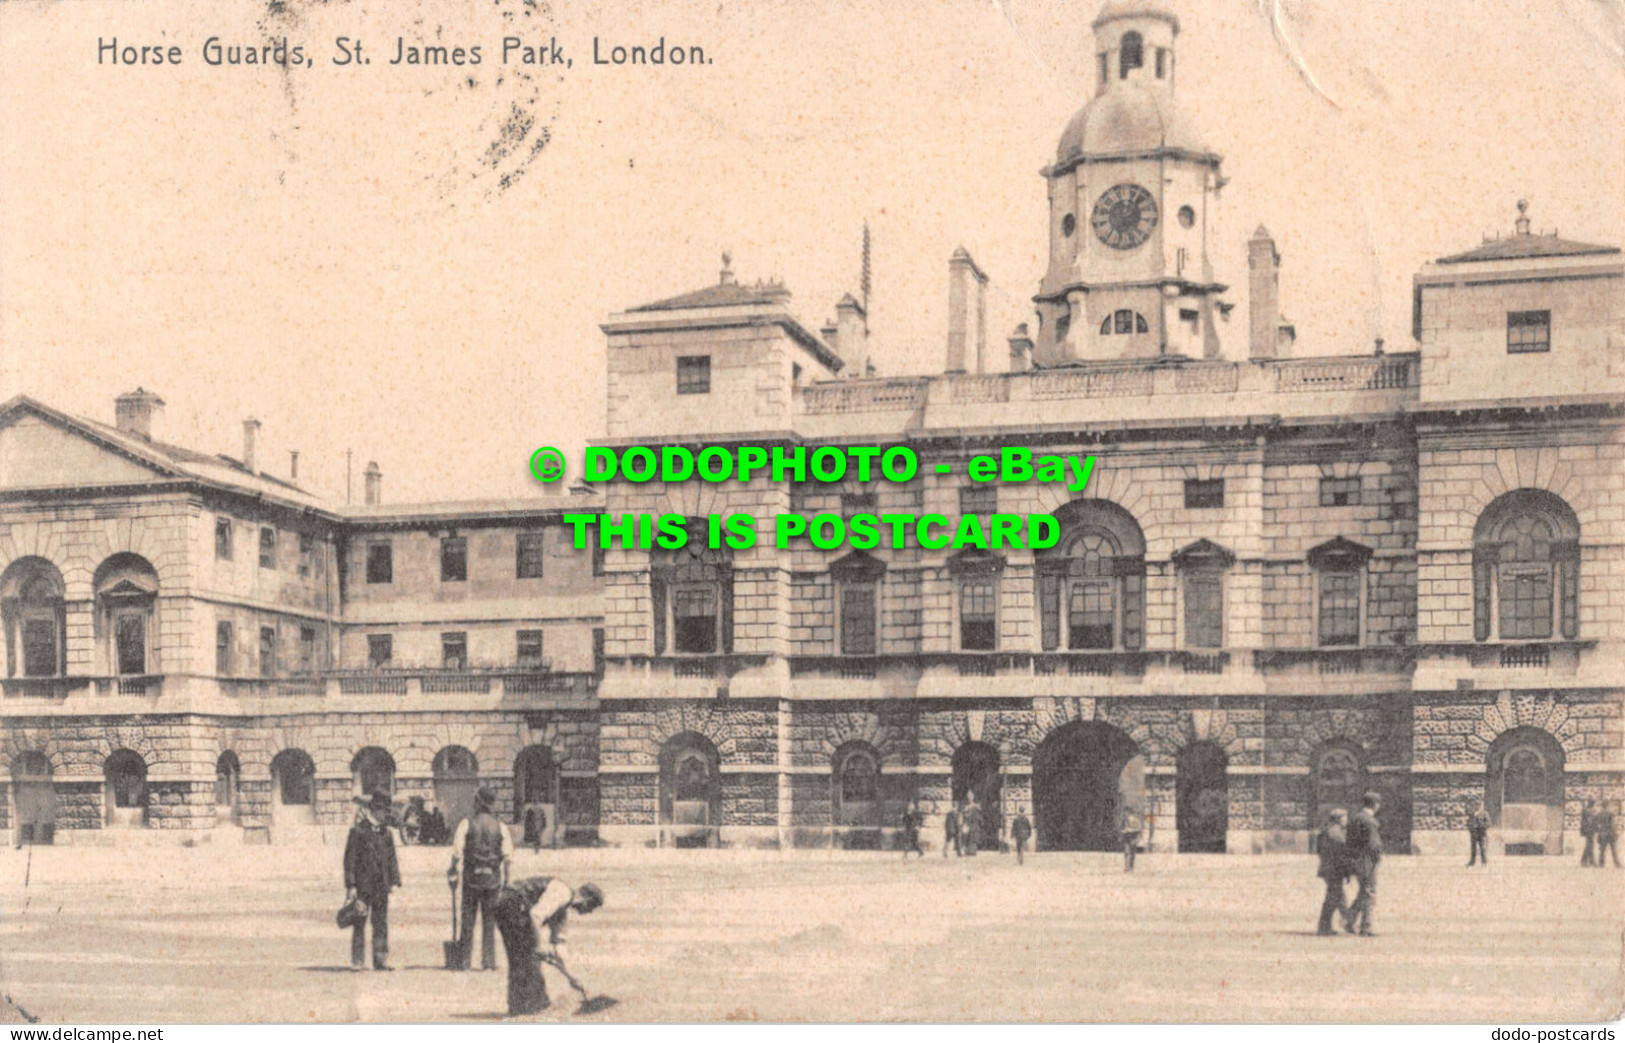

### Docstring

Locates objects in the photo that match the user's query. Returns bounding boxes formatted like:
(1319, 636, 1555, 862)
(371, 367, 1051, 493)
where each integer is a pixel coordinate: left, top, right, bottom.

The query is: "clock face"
(1091, 183, 1159, 250)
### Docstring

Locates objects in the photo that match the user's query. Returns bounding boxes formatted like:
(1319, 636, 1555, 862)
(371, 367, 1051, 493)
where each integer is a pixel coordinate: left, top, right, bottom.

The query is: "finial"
(720, 251, 735, 285)
(1515, 199, 1531, 237)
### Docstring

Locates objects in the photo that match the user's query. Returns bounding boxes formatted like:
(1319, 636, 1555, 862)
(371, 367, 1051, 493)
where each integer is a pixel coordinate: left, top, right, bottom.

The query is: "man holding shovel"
(492, 877, 606, 1016)
(448, 786, 511, 971)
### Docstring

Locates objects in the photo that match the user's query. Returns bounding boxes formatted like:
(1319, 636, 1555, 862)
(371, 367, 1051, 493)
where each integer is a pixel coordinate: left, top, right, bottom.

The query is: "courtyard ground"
(0, 843, 1620, 1024)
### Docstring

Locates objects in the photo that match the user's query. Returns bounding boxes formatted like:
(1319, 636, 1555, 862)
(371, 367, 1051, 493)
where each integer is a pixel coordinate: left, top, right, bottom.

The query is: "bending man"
(493, 877, 605, 1016)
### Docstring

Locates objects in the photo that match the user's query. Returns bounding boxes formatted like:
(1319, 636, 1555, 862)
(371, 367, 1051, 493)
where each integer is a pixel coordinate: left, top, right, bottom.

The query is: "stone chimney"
(1248, 226, 1284, 360)
(1008, 323, 1034, 373)
(836, 294, 868, 380)
(114, 389, 164, 441)
(242, 418, 261, 473)
(364, 461, 382, 505)
(947, 247, 988, 374)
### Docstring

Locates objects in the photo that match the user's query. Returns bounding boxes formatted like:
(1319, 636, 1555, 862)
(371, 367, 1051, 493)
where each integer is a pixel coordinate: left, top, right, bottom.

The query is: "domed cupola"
(1033, 1, 1227, 367)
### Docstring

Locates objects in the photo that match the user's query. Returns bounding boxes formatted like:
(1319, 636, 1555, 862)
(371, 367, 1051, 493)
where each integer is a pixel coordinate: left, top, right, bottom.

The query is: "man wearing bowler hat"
(343, 789, 401, 970)
(449, 785, 512, 971)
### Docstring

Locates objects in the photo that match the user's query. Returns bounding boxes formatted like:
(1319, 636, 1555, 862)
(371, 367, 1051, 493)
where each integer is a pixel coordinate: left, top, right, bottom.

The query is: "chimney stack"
(835, 294, 868, 380)
(1248, 226, 1283, 360)
(289, 450, 300, 480)
(114, 389, 164, 441)
(242, 418, 261, 474)
(946, 247, 988, 374)
(1008, 323, 1034, 373)
(364, 461, 382, 505)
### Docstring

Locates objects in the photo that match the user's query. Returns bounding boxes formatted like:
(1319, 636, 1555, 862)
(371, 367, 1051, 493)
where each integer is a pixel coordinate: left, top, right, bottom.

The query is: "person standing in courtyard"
(1345, 792, 1383, 936)
(1466, 801, 1489, 867)
(961, 795, 984, 858)
(343, 789, 401, 971)
(1315, 809, 1351, 936)
(1120, 803, 1143, 872)
(1580, 799, 1598, 866)
(1594, 802, 1620, 868)
(1010, 806, 1033, 865)
(492, 877, 605, 1016)
(943, 802, 961, 858)
(449, 785, 512, 971)
(900, 800, 924, 859)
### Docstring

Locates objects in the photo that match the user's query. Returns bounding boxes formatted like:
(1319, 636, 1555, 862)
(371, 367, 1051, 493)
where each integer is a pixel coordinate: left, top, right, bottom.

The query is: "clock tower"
(1034, 1, 1226, 366)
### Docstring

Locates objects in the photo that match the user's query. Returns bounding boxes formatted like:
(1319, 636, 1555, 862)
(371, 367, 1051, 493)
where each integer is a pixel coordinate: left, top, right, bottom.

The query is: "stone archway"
(659, 732, 720, 849)
(1176, 741, 1228, 853)
(1033, 721, 1142, 851)
(951, 742, 1003, 852)
(1485, 726, 1565, 855)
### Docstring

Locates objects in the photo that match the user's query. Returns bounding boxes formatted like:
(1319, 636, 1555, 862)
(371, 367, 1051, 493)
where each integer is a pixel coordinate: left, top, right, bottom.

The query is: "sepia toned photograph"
(0, 0, 1622, 1027)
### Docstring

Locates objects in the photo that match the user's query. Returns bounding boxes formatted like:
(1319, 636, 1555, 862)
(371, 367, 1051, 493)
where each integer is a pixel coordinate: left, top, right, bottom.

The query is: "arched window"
(271, 748, 315, 806)
(660, 733, 721, 848)
(838, 747, 879, 805)
(94, 554, 159, 676)
(1502, 746, 1547, 805)
(1036, 501, 1146, 652)
(1, 558, 65, 678)
(1100, 310, 1149, 336)
(104, 750, 149, 827)
(1473, 490, 1580, 642)
(215, 751, 241, 811)
(351, 746, 395, 798)
(651, 527, 733, 655)
(1119, 31, 1143, 77)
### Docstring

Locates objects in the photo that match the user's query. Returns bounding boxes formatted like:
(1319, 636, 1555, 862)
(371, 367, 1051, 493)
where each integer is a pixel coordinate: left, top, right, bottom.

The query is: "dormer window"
(1119, 31, 1143, 77)
(677, 355, 711, 394)
(1507, 310, 1550, 354)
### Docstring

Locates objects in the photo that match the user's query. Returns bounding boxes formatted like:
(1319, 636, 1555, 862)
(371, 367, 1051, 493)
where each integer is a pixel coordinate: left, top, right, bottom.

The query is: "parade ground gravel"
(2, 844, 1620, 1023)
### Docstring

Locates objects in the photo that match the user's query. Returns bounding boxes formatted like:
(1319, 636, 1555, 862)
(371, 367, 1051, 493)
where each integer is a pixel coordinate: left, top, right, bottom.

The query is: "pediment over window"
(1171, 538, 1235, 570)
(947, 548, 1007, 576)
(1306, 536, 1372, 572)
(830, 549, 886, 582)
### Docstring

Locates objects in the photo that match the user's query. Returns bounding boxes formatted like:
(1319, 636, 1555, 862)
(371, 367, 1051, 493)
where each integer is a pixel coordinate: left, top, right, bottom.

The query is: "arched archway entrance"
(1176, 741, 1228, 852)
(1311, 743, 1368, 839)
(215, 752, 241, 826)
(351, 747, 395, 799)
(1486, 727, 1565, 854)
(270, 748, 317, 827)
(660, 733, 720, 848)
(104, 749, 148, 828)
(951, 742, 1003, 851)
(513, 746, 559, 847)
(1033, 721, 1142, 851)
(833, 742, 883, 849)
(432, 746, 480, 831)
(11, 751, 55, 845)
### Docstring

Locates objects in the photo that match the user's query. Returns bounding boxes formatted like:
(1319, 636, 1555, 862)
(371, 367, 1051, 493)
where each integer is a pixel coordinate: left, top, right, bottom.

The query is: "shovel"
(540, 952, 618, 1015)
(442, 873, 462, 970)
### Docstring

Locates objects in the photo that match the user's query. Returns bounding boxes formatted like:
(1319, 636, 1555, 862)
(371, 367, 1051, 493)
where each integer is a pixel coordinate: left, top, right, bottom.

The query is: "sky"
(2, 0, 1622, 505)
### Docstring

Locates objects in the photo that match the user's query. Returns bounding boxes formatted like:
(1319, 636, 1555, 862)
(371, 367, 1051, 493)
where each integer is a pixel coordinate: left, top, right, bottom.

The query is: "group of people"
(1580, 800, 1620, 867)
(899, 799, 1147, 871)
(341, 787, 604, 1017)
(1314, 792, 1384, 937)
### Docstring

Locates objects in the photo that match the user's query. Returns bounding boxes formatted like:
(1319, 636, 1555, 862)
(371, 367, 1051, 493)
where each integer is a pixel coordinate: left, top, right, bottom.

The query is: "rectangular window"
(1499, 565, 1554, 639)
(367, 634, 393, 669)
(1039, 571, 1062, 651)
(441, 631, 468, 670)
(298, 626, 316, 674)
(298, 534, 313, 577)
(839, 583, 878, 655)
(1319, 476, 1361, 507)
(1155, 47, 1167, 78)
(1098, 52, 1108, 85)
(676, 355, 711, 394)
(516, 531, 546, 579)
(1068, 580, 1115, 649)
(216, 621, 233, 676)
(673, 588, 718, 653)
(366, 541, 393, 584)
(215, 517, 233, 561)
(960, 580, 997, 651)
(1185, 573, 1223, 648)
(259, 527, 276, 569)
(441, 536, 468, 582)
(114, 613, 146, 675)
(22, 618, 57, 677)
(959, 486, 997, 516)
(1507, 310, 1550, 354)
(1184, 478, 1224, 509)
(517, 629, 546, 670)
(1318, 572, 1361, 647)
(259, 626, 277, 678)
(593, 627, 605, 675)
(840, 492, 878, 518)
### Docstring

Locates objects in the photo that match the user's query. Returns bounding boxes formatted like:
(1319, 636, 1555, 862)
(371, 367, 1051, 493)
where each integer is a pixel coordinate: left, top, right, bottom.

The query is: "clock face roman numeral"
(1091, 183, 1158, 250)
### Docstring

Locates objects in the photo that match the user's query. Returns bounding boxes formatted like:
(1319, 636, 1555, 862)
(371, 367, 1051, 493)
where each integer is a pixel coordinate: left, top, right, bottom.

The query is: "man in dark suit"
(1345, 791, 1383, 936)
(1466, 801, 1490, 867)
(1315, 809, 1351, 935)
(1010, 806, 1033, 865)
(449, 785, 511, 971)
(943, 804, 961, 858)
(1595, 803, 1620, 869)
(1120, 804, 1143, 873)
(899, 800, 924, 859)
(343, 789, 401, 970)
(961, 795, 984, 858)
(1580, 799, 1598, 866)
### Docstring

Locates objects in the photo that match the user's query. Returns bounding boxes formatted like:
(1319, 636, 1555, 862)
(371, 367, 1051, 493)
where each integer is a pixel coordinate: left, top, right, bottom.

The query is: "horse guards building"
(2, 3, 1621, 857)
